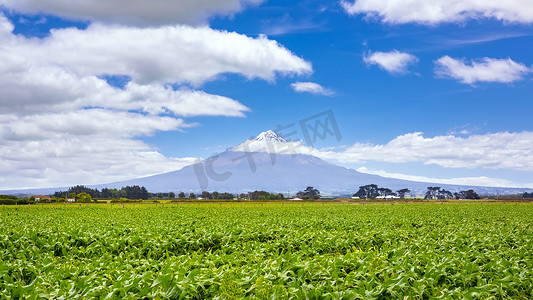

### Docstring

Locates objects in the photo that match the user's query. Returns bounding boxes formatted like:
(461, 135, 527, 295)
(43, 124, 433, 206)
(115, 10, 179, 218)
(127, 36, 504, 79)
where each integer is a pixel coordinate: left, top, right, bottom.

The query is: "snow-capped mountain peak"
(231, 130, 310, 154)
(252, 130, 287, 143)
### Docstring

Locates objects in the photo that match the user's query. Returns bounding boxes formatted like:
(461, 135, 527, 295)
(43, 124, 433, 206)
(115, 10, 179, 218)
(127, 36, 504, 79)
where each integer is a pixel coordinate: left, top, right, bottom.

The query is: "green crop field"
(1, 203, 532, 299)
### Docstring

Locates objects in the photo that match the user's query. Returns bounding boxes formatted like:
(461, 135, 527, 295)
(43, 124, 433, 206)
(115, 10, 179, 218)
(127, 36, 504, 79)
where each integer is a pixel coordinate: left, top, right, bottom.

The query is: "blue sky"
(0, 0, 532, 189)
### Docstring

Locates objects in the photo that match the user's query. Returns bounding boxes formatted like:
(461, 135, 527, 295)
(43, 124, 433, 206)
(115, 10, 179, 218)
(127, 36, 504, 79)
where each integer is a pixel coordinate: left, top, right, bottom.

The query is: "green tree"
(425, 187, 452, 200)
(121, 186, 150, 200)
(454, 190, 480, 199)
(219, 193, 234, 200)
(439, 189, 453, 199)
(168, 192, 176, 199)
(378, 188, 395, 197)
(397, 188, 411, 199)
(178, 192, 185, 198)
(425, 187, 440, 200)
(296, 186, 320, 199)
(76, 192, 92, 203)
(109, 189, 121, 199)
(100, 188, 112, 198)
(354, 184, 379, 199)
(248, 191, 284, 200)
(189, 193, 196, 199)
(65, 185, 100, 198)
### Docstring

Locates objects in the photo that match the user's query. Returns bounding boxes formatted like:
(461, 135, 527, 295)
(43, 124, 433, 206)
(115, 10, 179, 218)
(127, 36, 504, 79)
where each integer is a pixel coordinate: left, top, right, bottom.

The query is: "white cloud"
(0, 13, 13, 34)
(215, 130, 533, 188)
(0, 0, 263, 26)
(363, 50, 418, 74)
(260, 14, 326, 36)
(0, 66, 250, 118)
(1, 22, 311, 86)
(313, 131, 533, 172)
(0, 15, 312, 189)
(341, 0, 533, 25)
(0, 137, 199, 190)
(356, 167, 532, 188)
(291, 82, 335, 96)
(0, 109, 192, 141)
(227, 130, 533, 174)
(435, 56, 531, 84)
(0, 109, 201, 189)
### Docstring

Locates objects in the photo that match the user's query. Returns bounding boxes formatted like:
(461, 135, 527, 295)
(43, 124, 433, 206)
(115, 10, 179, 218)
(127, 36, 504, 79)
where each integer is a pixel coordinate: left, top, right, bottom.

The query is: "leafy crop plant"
(0, 203, 532, 298)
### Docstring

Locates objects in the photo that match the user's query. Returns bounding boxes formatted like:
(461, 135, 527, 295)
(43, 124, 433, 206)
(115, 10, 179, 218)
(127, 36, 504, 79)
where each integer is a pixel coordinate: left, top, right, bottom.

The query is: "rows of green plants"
(1, 203, 532, 299)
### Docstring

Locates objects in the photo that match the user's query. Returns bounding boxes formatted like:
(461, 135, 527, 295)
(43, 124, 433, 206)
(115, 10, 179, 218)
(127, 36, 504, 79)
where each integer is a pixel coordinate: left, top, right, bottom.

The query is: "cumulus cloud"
(1, 22, 311, 86)
(0, 107, 200, 189)
(0, 108, 202, 189)
(341, 0, 533, 25)
(0, 66, 251, 118)
(363, 50, 418, 74)
(0, 137, 199, 190)
(0, 109, 192, 141)
(0, 15, 312, 189)
(313, 131, 533, 172)
(356, 167, 532, 188)
(0, 0, 263, 26)
(227, 129, 533, 174)
(435, 56, 532, 84)
(291, 82, 335, 96)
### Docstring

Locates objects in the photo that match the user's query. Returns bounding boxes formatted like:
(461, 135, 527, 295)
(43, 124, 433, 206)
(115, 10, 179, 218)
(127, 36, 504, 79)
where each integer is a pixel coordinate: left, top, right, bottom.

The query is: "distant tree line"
(423, 186, 481, 200)
(523, 192, 533, 199)
(353, 184, 481, 200)
(454, 189, 480, 200)
(354, 184, 411, 199)
(166, 191, 286, 200)
(425, 186, 453, 200)
(296, 186, 320, 200)
(0, 195, 32, 205)
(193, 187, 325, 201)
(2, 184, 492, 204)
(248, 191, 285, 200)
(50, 187, 285, 201)
(153, 192, 176, 199)
(198, 191, 236, 200)
(53, 185, 151, 200)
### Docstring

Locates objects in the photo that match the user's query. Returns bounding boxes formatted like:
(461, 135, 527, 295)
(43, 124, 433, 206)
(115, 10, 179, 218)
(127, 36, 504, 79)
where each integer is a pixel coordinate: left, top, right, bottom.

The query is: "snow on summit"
(252, 130, 287, 143)
(231, 130, 311, 154)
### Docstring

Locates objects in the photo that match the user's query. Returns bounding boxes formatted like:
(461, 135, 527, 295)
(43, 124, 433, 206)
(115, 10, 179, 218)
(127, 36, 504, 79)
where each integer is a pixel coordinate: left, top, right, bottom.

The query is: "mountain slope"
(94, 150, 523, 195)
(2, 131, 531, 196)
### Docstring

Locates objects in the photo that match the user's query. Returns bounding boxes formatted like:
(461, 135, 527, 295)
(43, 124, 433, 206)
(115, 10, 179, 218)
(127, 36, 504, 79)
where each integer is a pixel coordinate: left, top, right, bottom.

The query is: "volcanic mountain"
(90, 131, 524, 196)
(2, 131, 529, 196)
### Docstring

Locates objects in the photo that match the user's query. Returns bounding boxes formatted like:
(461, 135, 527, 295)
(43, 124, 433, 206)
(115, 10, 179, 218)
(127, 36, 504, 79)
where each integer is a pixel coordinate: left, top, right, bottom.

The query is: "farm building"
(34, 195, 51, 201)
